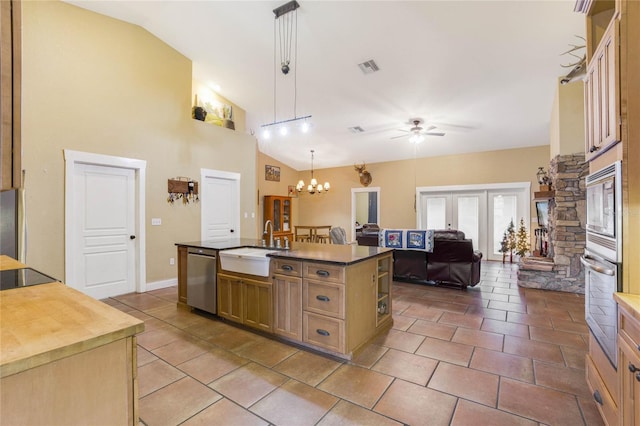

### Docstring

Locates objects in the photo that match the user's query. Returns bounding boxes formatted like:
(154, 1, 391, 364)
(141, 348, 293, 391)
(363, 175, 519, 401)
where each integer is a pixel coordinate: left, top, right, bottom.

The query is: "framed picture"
(288, 185, 298, 197)
(265, 165, 280, 182)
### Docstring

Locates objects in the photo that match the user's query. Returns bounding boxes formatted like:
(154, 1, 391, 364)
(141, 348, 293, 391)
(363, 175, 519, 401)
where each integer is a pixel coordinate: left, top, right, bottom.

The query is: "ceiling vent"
(357, 60, 379, 74)
(348, 126, 365, 133)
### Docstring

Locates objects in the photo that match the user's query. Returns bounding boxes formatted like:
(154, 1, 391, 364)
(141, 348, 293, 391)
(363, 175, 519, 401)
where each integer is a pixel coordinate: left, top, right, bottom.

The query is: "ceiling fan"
(391, 118, 445, 143)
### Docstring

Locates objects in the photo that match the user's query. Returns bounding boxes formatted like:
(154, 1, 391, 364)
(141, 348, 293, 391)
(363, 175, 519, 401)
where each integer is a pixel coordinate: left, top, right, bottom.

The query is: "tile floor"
(105, 261, 605, 426)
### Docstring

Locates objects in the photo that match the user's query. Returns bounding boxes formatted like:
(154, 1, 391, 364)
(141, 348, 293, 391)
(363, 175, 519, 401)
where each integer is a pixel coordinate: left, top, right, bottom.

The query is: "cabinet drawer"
(586, 354, 619, 426)
(303, 280, 345, 319)
(619, 306, 640, 350)
(272, 259, 302, 277)
(304, 263, 344, 283)
(303, 312, 344, 353)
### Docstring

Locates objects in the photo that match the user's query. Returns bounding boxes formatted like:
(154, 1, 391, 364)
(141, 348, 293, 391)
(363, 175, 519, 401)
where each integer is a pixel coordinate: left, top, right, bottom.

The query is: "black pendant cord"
(293, 9, 298, 119)
(273, 18, 277, 123)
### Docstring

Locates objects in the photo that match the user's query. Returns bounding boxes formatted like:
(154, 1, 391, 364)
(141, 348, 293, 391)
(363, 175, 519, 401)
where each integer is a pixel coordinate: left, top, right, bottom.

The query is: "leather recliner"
(391, 230, 483, 290)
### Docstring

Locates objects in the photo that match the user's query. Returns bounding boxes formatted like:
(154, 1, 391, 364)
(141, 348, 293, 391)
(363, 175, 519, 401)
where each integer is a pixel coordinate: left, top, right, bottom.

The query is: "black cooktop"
(0, 268, 59, 291)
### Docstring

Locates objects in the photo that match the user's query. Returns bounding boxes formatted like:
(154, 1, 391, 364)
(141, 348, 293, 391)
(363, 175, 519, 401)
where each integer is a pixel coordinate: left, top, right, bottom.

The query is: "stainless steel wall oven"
(583, 160, 622, 369)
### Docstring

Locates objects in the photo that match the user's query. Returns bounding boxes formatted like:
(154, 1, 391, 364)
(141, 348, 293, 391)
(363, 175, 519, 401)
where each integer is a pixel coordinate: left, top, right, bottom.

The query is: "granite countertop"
(176, 240, 392, 265)
(0, 257, 144, 378)
(268, 242, 392, 265)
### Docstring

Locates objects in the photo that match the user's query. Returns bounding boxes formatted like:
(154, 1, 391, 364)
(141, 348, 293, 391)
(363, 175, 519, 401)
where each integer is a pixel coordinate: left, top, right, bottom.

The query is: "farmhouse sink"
(219, 247, 278, 277)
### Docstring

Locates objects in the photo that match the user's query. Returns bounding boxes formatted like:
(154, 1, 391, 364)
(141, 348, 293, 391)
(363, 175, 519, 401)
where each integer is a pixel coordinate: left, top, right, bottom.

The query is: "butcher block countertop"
(615, 293, 640, 319)
(0, 256, 144, 378)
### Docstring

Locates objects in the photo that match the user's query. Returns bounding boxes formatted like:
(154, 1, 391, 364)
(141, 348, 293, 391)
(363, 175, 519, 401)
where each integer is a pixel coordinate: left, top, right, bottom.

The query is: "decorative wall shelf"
(533, 190, 555, 201)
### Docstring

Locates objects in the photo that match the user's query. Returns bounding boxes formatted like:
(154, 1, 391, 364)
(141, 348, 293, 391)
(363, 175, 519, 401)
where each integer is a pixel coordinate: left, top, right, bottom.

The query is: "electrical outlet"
(169, 258, 175, 265)
(151, 218, 162, 226)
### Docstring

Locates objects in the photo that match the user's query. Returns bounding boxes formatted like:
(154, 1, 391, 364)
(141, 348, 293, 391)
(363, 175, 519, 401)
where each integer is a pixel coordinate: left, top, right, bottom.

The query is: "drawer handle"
(316, 270, 330, 277)
(316, 329, 330, 337)
(629, 363, 639, 373)
(593, 390, 603, 406)
(316, 295, 330, 302)
(281, 264, 294, 271)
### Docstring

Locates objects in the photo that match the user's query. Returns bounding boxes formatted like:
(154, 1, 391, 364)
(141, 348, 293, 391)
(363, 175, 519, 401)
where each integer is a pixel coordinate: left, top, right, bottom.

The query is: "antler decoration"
(560, 36, 586, 84)
(354, 163, 372, 187)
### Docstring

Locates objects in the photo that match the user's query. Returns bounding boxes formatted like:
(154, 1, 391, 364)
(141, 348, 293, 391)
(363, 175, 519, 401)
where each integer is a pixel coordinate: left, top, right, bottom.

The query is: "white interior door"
(201, 169, 240, 241)
(72, 164, 136, 299)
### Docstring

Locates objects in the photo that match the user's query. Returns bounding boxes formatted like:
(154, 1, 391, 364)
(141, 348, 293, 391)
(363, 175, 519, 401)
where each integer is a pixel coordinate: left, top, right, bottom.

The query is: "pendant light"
(296, 150, 330, 194)
(260, 0, 313, 139)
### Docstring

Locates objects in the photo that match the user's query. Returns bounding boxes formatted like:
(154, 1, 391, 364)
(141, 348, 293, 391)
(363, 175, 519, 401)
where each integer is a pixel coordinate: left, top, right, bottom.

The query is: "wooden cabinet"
(618, 302, 640, 426)
(584, 11, 620, 159)
(177, 246, 188, 305)
(217, 271, 272, 332)
(273, 259, 303, 341)
(263, 195, 293, 244)
(585, 333, 619, 426)
(298, 253, 393, 357)
(0, 0, 21, 190)
(376, 255, 392, 327)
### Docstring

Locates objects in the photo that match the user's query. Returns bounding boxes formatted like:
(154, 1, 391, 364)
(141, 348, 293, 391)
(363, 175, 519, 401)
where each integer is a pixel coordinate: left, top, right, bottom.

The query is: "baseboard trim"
(146, 278, 177, 291)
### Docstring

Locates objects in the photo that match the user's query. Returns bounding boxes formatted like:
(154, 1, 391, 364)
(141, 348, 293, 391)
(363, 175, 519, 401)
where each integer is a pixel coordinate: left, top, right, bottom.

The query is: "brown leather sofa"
(358, 229, 482, 290)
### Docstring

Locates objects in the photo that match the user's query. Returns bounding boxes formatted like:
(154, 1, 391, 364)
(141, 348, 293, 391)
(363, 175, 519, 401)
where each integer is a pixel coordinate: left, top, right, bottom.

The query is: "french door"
(417, 183, 530, 261)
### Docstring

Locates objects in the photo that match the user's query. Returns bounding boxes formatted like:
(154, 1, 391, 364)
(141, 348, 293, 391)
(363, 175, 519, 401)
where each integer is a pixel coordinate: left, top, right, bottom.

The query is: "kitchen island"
(0, 255, 144, 425)
(176, 240, 393, 359)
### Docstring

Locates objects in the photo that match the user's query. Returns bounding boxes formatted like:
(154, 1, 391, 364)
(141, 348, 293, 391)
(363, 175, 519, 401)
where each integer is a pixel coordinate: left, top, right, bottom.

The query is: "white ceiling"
(66, 0, 585, 171)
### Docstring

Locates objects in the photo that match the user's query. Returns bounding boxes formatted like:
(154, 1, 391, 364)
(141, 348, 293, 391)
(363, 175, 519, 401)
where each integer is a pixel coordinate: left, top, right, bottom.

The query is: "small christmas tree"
(515, 217, 530, 257)
(506, 219, 516, 263)
(499, 231, 510, 264)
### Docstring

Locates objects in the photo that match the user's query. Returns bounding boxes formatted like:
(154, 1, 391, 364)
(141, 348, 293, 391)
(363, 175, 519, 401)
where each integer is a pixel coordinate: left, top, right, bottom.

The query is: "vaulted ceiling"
(67, 1, 585, 170)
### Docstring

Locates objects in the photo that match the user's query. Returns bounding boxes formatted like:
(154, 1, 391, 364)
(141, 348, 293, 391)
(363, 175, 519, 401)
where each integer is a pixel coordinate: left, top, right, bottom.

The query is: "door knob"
(130, 235, 136, 240)
(230, 229, 235, 233)
(629, 363, 639, 373)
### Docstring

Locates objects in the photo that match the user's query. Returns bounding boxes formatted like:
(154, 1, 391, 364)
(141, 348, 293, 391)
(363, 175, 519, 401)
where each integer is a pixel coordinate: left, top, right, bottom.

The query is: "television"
(536, 201, 549, 228)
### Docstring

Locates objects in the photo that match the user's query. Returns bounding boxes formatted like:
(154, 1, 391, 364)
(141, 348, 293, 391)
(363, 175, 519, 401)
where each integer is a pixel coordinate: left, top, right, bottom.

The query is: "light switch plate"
(151, 218, 162, 226)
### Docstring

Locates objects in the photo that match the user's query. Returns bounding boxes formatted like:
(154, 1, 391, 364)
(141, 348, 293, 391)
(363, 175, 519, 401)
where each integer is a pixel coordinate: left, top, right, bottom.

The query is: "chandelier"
(260, 0, 313, 140)
(296, 150, 330, 194)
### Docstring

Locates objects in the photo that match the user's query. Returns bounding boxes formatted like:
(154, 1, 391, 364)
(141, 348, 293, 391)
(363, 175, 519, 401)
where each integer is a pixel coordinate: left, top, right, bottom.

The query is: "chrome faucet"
(264, 220, 274, 247)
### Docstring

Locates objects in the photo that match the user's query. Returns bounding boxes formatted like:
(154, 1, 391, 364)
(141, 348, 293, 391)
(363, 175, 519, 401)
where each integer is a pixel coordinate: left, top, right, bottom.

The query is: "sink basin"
(219, 247, 278, 277)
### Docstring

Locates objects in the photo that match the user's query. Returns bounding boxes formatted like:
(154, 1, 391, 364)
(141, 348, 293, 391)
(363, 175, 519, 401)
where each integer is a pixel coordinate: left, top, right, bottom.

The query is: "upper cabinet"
(0, 0, 21, 190)
(584, 18, 620, 158)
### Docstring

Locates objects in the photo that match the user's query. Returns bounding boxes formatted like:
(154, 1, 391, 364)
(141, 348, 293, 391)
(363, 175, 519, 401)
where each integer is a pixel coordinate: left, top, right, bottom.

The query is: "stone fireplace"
(517, 153, 588, 293)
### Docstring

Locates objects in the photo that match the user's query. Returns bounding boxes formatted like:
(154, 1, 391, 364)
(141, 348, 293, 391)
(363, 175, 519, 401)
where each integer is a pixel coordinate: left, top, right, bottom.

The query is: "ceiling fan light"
(409, 134, 424, 144)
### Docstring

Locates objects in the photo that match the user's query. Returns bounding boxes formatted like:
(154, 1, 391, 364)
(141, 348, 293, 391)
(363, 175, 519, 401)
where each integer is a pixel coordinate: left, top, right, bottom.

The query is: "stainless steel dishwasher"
(187, 247, 217, 314)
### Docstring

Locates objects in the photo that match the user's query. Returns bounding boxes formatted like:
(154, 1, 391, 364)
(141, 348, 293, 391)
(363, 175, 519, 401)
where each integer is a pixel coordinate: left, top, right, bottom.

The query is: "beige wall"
(294, 146, 550, 238)
(550, 79, 585, 157)
(256, 151, 299, 234)
(22, 1, 258, 282)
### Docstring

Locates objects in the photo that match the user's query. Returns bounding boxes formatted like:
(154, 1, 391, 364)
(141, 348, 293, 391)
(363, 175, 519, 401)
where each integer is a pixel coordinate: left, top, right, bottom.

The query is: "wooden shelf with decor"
(533, 190, 555, 201)
(263, 195, 294, 245)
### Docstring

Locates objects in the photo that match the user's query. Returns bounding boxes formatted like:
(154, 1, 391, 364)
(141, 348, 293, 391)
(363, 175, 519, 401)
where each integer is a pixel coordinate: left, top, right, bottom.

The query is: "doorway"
(200, 168, 240, 242)
(64, 150, 147, 299)
(351, 187, 380, 241)
(417, 183, 530, 261)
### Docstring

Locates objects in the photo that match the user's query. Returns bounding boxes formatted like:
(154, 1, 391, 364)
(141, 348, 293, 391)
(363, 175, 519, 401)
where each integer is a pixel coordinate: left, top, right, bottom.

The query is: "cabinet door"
(177, 246, 188, 304)
(584, 62, 598, 155)
(244, 278, 273, 332)
(273, 274, 303, 341)
(599, 19, 620, 148)
(217, 274, 243, 323)
(619, 337, 640, 426)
